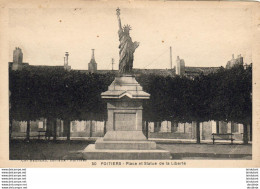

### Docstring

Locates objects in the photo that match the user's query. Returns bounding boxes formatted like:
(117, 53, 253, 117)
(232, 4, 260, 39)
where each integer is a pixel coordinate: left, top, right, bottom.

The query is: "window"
(231, 122, 239, 133)
(38, 121, 44, 129)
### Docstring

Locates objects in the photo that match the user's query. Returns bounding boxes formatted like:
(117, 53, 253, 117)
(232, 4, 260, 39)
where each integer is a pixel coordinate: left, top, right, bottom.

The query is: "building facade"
(176, 56, 185, 76)
(9, 48, 250, 142)
(11, 119, 249, 142)
(226, 54, 244, 69)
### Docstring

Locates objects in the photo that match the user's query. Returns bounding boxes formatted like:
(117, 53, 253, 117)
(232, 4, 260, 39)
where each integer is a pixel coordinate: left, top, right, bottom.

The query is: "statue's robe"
(118, 28, 137, 74)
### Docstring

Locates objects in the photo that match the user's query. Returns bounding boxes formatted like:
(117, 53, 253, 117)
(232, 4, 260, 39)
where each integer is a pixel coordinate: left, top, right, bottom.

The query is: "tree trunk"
(249, 122, 252, 141)
(26, 120, 30, 141)
(64, 119, 70, 141)
(243, 123, 248, 144)
(104, 120, 107, 136)
(53, 119, 57, 141)
(46, 118, 51, 140)
(145, 121, 149, 139)
(196, 121, 200, 144)
(142, 120, 145, 134)
(90, 120, 93, 138)
(171, 121, 174, 133)
(66, 120, 70, 141)
(216, 121, 220, 134)
(9, 118, 13, 141)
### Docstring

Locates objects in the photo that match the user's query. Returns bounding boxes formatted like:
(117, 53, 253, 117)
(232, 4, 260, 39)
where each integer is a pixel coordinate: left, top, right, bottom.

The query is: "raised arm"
(116, 8, 122, 30)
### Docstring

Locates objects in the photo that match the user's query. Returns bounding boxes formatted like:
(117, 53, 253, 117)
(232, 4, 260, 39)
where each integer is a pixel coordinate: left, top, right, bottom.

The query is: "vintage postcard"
(0, 0, 259, 168)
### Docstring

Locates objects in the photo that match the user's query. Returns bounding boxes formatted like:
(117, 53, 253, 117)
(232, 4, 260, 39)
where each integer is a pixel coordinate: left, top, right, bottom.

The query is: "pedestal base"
(103, 131, 147, 141)
(93, 75, 172, 160)
(83, 144, 172, 160)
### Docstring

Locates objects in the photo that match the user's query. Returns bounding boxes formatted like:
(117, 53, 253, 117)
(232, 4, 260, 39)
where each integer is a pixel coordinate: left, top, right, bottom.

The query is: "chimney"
(112, 58, 114, 71)
(232, 54, 234, 59)
(88, 49, 97, 73)
(13, 47, 23, 64)
(65, 52, 69, 66)
(91, 49, 95, 60)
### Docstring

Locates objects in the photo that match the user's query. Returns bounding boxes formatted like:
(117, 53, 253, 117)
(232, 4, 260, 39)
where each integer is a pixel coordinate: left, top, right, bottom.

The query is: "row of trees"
(9, 64, 252, 143)
(137, 65, 252, 143)
(9, 67, 114, 141)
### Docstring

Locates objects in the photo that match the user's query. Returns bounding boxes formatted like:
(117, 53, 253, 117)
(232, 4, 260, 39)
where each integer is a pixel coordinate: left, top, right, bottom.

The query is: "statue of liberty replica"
(83, 8, 171, 160)
(116, 8, 139, 74)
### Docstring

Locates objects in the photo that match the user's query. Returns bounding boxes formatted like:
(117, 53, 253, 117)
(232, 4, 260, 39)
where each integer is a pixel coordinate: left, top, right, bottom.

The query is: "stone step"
(95, 138, 156, 150)
(83, 144, 172, 160)
(103, 131, 147, 141)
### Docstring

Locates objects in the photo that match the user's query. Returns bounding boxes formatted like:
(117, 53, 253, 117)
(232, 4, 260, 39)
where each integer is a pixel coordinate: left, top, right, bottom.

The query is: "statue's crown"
(123, 24, 132, 31)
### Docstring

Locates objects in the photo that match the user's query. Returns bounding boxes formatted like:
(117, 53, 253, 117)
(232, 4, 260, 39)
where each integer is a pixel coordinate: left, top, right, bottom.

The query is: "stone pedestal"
(83, 75, 171, 160)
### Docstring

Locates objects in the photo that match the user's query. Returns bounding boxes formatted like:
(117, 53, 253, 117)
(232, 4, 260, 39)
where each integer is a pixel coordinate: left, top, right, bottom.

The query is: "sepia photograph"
(1, 0, 259, 167)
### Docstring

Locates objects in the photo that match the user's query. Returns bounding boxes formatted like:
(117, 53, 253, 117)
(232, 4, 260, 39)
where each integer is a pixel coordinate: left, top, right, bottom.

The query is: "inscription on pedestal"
(114, 113, 136, 131)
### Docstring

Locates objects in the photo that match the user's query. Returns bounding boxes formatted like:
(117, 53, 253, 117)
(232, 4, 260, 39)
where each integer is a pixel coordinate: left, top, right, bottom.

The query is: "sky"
(8, 2, 253, 70)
